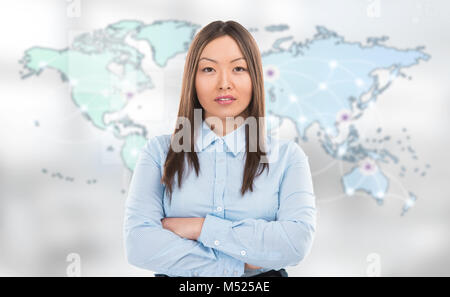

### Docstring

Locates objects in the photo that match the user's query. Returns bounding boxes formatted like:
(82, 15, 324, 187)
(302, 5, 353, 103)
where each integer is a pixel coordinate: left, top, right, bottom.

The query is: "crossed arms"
(160, 217, 262, 270)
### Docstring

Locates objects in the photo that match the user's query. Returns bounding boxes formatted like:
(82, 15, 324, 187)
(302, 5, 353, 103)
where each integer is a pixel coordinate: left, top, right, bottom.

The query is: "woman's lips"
(214, 98, 236, 105)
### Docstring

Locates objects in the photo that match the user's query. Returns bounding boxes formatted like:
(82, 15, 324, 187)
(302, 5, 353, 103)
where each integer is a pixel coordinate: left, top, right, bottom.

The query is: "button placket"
(215, 138, 224, 152)
(214, 139, 226, 218)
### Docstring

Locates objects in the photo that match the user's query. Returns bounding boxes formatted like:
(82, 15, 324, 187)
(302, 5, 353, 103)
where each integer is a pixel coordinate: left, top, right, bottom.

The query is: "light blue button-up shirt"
(123, 120, 316, 277)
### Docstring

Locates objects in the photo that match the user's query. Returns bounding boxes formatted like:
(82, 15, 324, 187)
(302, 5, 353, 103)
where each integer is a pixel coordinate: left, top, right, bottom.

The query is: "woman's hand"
(161, 217, 205, 241)
(245, 263, 263, 270)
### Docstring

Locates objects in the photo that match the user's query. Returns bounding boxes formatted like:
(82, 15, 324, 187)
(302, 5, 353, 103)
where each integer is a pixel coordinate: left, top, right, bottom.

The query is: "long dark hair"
(161, 20, 269, 201)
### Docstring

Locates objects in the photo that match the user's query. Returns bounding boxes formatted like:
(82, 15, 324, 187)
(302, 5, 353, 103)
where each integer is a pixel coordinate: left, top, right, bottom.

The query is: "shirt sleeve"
(197, 140, 317, 270)
(123, 136, 245, 277)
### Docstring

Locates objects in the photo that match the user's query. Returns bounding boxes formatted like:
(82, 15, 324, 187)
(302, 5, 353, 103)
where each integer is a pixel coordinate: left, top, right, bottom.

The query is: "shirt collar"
(195, 120, 246, 157)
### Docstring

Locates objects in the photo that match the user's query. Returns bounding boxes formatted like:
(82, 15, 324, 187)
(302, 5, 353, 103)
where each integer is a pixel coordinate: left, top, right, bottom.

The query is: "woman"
(123, 20, 316, 277)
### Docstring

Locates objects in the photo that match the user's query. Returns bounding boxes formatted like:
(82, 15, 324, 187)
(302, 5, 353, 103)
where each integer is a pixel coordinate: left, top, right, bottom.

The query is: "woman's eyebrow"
(199, 57, 246, 63)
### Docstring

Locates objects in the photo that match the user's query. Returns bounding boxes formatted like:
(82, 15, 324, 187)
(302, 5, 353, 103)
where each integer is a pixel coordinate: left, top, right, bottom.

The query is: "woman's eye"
(202, 67, 213, 72)
(234, 66, 246, 72)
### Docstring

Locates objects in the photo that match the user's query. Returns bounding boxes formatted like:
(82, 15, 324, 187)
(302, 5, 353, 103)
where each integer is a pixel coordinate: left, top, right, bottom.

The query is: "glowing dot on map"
(131, 149, 138, 156)
(346, 188, 355, 196)
(289, 94, 298, 102)
(338, 147, 346, 156)
(39, 61, 47, 68)
(70, 79, 78, 86)
(263, 65, 280, 82)
(319, 82, 327, 90)
(336, 109, 352, 123)
(376, 191, 385, 198)
(360, 158, 378, 175)
(299, 115, 307, 123)
(329, 60, 338, 69)
(355, 78, 364, 87)
(405, 198, 416, 208)
(81, 105, 87, 112)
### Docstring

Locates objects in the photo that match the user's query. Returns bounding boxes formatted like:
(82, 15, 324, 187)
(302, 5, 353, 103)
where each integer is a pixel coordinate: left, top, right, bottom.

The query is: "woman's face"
(195, 35, 252, 132)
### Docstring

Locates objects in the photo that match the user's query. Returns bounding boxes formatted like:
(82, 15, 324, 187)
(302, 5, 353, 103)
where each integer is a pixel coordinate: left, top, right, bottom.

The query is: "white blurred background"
(0, 0, 449, 276)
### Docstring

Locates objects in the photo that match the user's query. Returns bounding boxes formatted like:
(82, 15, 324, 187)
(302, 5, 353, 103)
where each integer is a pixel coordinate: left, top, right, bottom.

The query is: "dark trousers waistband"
(154, 268, 288, 277)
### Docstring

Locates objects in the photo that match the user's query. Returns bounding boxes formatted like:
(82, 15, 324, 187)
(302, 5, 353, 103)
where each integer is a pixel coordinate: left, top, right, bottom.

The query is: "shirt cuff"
(216, 251, 245, 277)
(198, 213, 232, 249)
(159, 251, 244, 277)
(198, 214, 245, 277)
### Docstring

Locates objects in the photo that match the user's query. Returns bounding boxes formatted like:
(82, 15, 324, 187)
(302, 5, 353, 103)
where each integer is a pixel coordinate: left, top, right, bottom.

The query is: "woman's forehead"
(201, 36, 243, 55)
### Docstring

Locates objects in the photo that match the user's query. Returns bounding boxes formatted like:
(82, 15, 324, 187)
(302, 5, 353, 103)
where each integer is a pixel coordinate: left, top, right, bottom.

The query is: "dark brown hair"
(161, 20, 269, 201)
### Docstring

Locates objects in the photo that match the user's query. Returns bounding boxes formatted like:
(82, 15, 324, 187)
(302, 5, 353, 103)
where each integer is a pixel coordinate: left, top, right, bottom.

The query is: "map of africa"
(19, 20, 431, 215)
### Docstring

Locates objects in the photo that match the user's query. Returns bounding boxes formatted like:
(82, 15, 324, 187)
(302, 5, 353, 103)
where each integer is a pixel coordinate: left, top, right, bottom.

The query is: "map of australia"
(19, 20, 431, 215)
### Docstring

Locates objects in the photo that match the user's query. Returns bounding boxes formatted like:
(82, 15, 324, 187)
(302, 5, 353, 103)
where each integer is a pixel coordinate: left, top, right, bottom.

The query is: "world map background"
(1, 0, 449, 276)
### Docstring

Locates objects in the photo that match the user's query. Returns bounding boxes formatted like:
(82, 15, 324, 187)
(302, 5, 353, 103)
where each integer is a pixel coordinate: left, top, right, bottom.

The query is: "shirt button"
(214, 240, 220, 246)
(193, 272, 199, 276)
(234, 271, 238, 276)
(223, 269, 228, 274)
(240, 250, 246, 256)
(216, 206, 223, 212)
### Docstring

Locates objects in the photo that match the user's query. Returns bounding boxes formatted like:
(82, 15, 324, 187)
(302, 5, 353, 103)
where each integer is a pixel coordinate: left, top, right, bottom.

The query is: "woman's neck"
(204, 118, 246, 137)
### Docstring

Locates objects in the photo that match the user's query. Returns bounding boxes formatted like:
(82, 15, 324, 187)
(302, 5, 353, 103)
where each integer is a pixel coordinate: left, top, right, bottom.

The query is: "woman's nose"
(218, 71, 232, 89)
